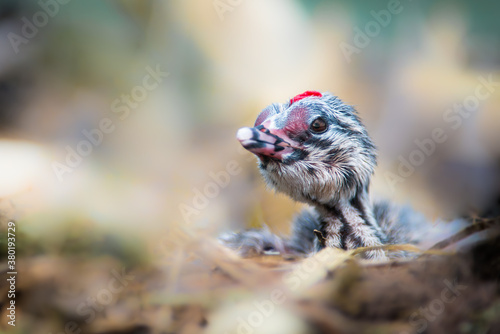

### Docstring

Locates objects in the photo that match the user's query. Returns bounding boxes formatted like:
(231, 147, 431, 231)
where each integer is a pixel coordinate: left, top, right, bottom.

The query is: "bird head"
(237, 91, 377, 205)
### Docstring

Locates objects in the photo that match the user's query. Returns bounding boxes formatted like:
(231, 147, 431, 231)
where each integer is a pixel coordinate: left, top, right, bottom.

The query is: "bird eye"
(310, 118, 327, 133)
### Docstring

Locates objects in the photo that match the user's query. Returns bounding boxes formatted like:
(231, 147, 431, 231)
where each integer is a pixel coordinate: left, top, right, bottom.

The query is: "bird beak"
(236, 126, 298, 160)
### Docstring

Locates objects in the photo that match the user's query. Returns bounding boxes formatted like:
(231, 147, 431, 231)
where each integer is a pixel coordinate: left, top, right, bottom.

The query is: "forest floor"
(1, 218, 500, 334)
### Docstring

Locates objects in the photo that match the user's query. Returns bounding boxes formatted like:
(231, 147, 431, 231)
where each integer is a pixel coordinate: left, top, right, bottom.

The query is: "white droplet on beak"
(236, 127, 254, 142)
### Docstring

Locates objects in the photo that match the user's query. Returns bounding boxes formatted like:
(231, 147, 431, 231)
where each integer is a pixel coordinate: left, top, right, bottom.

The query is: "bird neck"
(312, 186, 387, 255)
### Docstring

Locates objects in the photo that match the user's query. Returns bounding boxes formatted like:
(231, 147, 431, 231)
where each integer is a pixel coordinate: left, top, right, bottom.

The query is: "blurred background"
(0, 0, 499, 331)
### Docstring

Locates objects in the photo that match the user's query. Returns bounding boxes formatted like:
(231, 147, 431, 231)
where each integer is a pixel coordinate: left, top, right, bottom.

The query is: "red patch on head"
(290, 91, 322, 104)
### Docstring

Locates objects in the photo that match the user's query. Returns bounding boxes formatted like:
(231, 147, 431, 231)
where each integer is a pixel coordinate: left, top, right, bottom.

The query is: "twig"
(313, 229, 326, 248)
(429, 217, 500, 250)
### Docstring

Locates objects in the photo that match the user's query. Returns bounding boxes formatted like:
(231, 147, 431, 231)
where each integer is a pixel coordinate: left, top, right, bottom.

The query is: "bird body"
(221, 91, 429, 259)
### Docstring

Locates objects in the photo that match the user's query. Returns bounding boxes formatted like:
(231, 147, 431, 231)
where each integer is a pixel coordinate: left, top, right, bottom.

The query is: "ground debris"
(2, 226, 500, 334)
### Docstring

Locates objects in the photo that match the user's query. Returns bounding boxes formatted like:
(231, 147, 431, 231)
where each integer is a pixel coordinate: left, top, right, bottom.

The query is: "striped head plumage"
(236, 91, 377, 206)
